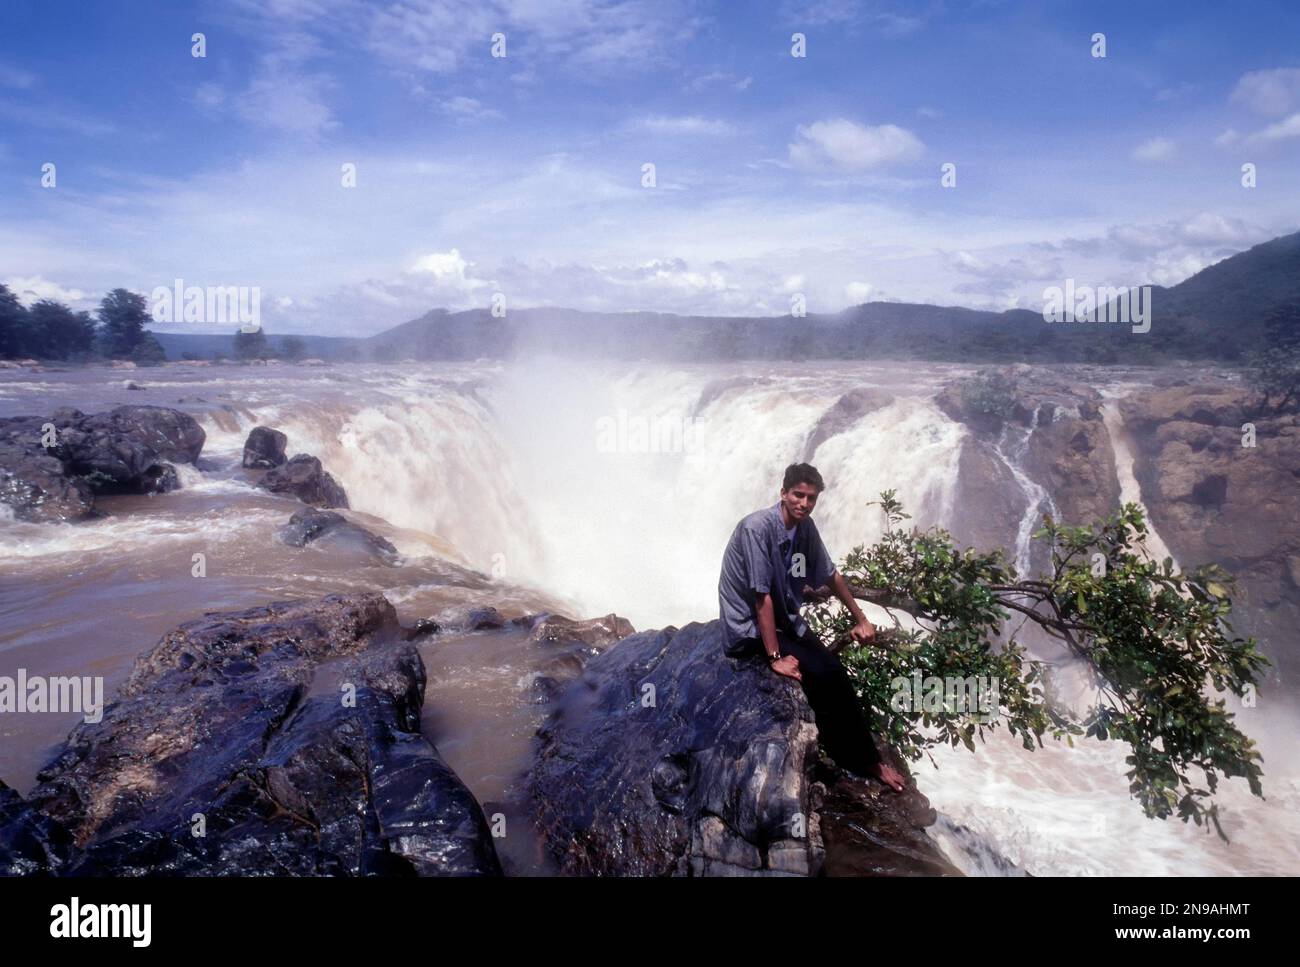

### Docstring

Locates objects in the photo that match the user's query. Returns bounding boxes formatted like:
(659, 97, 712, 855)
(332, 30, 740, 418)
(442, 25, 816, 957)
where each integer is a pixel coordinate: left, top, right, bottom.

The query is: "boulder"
(279, 508, 399, 565)
(242, 426, 288, 468)
(259, 453, 349, 508)
(21, 593, 501, 876)
(528, 619, 955, 876)
(0, 405, 204, 522)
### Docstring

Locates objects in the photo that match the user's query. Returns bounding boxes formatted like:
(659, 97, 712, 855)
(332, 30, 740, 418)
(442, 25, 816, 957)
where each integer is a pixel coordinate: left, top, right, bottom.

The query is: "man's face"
(780, 482, 820, 523)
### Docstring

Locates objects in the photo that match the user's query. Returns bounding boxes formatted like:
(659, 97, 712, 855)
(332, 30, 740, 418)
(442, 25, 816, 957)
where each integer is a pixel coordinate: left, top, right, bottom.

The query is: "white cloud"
(1132, 137, 1176, 162)
(438, 96, 503, 122)
(844, 281, 872, 303)
(789, 119, 924, 171)
(409, 248, 481, 286)
(632, 115, 737, 136)
(4, 275, 88, 307)
(686, 70, 752, 92)
(1247, 111, 1300, 143)
(1214, 128, 1239, 146)
(1230, 68, 1300, 116)
(1143, 253, 1208, 287)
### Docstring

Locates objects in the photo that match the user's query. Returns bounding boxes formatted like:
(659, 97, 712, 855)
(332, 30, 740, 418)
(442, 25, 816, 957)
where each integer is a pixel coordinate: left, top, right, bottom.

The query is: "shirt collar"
(772, 501, 798, 542)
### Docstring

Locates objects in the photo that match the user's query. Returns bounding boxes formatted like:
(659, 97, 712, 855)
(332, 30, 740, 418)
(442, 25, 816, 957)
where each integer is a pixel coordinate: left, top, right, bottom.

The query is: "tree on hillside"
(280, 335, 307, 361)
(97, 288, 152, 357)
(1245, 302, 1300, 413)
(27, 300, 97, 359)
(0, 283, 32, 358)
(233, 325, 269, 360)
(804, 491, 1267, 841)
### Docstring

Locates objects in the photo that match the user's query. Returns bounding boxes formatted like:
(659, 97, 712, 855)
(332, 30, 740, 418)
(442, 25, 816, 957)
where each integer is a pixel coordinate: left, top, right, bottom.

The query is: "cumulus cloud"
(1246, 112, 1300, 143)
(438, 96, 503, 122)
(4, 275, 88, 307)
(789, 119, 924, 171)
(1132, 137, 1176, 162)
(844, 281, 873, 303)
(1230, 68, 1300, 116)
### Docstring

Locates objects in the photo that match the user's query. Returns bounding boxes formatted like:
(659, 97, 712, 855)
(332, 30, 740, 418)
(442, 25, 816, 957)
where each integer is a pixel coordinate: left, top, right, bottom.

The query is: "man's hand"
(849, 618, 877, 645)
(770, 655, 801, 681)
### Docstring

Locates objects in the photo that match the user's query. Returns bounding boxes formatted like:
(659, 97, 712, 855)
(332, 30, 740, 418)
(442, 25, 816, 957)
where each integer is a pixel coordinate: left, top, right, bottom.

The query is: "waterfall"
(990, 404, 1058, 577)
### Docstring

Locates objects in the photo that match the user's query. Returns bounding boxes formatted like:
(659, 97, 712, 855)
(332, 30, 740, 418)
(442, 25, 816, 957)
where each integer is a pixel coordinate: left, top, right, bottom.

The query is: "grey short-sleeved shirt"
(717, 501, 838, 656)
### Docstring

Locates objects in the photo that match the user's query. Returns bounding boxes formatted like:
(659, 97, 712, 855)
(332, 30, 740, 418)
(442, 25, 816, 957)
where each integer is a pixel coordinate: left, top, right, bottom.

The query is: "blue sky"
(1, 0, 1298, 336)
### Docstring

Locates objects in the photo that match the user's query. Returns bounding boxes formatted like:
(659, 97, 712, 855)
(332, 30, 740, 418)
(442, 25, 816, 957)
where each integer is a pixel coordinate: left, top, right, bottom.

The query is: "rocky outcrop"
(279, 508, 399, 565)
(801, 387, 893, 459)
(522, 612, 636, 703)
(259, 453, 349, 508)
(242, 426, 288, 468)
(0, 780, 72, 876)
(528, 619, 955, 876)
(12, 593, 501, 876)
(938, 368, 1121, 566)
(1120, 382, 1300, 687)
(0, 405, 205, 522)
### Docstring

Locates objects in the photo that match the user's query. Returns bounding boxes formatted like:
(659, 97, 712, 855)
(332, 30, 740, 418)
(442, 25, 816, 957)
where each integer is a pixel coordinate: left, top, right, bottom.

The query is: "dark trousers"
(736, 626, 881, 773)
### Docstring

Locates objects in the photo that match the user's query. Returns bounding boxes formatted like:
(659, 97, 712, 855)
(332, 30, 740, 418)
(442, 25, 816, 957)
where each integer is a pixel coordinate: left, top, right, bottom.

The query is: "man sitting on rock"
(718, 462, 907, 792)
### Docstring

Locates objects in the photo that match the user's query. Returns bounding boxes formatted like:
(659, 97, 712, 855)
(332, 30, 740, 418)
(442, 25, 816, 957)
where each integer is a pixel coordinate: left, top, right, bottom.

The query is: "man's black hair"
(782, 462, 825, 492)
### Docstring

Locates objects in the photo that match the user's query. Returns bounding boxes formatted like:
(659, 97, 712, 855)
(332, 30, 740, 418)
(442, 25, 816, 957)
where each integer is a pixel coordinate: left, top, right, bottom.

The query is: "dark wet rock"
(19, 593, 501, 876)
(528, 619, 952, 876)
(0, 405, 204, 522)
(140, 462, 180, 495)
(527, 612, 636, 688)
(58, 405, 206, 471)
(408, 618, 442, 639)
(259, 453, 349, 508)
(462, 606, 505, 631)
(817, 772, 961, 875)
(279, 508, 399, 565)
(125, 381, 145, 391)
(243, 426, 288, 469)
(0, 780, 74, 876)
(0, 433, 95, 522)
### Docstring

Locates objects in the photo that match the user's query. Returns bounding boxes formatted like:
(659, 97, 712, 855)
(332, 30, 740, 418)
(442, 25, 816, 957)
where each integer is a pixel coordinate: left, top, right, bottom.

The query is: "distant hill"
(154, 229, 1300, 365)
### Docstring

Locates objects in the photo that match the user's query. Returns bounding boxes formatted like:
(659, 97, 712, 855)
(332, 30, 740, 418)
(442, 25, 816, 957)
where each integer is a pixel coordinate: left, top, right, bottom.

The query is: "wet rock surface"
(5, 593, 501, 876)
(0, 405, 205, 522)
(259, 452, 350, 508)
(280, 508, 400, 565)
(243, 425, 288, 468)
(528, 619, 954, 876)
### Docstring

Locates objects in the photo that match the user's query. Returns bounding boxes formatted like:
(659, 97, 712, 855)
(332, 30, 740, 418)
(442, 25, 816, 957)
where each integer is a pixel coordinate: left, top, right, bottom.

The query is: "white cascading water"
(185, 361, 1298, 876)
(991, 403, 1059, 576)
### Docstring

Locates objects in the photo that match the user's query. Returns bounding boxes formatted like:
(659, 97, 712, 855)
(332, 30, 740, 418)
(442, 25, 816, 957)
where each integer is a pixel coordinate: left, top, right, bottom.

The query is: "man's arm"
(755, 592, 801, 680)
(828, 569, 877, 643)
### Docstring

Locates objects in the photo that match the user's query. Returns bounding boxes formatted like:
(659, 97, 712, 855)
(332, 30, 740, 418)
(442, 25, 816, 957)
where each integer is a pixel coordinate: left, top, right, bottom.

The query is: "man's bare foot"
(871, 761, 907, 792)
